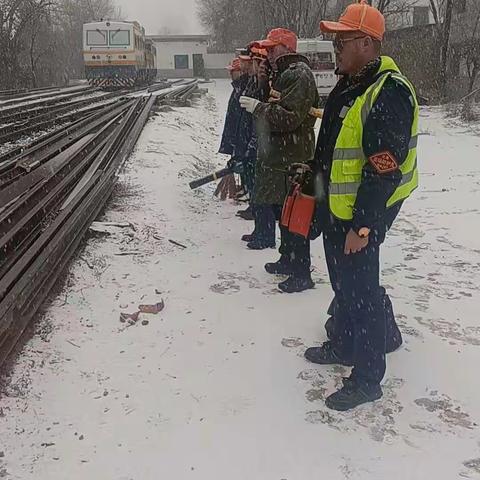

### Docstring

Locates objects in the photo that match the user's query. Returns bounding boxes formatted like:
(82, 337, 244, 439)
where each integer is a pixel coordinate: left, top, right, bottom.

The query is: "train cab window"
(109, 29, 130, 46)
(87, 30, 108, 46)
(305, 52, 335, 71)
(174, 55, 189, 69)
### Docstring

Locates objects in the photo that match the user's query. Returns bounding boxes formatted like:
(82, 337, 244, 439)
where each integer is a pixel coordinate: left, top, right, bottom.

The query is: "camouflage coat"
(252, 54, 319, 205)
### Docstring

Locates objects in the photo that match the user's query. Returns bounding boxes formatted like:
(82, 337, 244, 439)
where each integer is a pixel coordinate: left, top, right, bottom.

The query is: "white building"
(377, 0, 435, 30)
(147, 34, 210, 78)
(147, 34, 236, 78)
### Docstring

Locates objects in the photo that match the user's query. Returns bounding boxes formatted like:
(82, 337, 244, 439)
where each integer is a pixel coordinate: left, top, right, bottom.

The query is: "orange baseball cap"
(251, 45, 268, 59)
(320, 0, 385, 41)
(257, 28, 298, 52)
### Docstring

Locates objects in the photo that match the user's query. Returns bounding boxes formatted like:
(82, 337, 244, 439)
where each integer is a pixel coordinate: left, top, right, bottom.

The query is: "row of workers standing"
(218, 0, 419, 412)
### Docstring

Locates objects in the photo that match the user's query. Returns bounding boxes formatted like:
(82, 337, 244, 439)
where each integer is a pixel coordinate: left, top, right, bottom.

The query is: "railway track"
(0, 81, 188, 146)
(0, 85, 66, 101)
(0, 85, 95, 110)
(0, 91, 127, 145)
(0, 80, 199, 369)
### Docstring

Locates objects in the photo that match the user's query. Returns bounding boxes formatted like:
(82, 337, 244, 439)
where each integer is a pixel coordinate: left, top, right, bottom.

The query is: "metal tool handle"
(189, 167, 231, 190)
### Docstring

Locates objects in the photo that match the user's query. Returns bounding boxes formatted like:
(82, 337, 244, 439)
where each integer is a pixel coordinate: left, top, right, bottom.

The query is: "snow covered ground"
(1, 79, 479, 480)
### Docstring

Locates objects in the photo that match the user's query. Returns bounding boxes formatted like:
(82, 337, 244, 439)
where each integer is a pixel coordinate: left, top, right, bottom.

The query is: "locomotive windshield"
(109, 29, 131, 46)
(305, 52, 335, 71)
(87, 29, 108, 46)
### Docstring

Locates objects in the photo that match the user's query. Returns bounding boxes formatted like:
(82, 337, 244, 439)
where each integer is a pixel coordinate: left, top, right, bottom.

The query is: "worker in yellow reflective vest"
(302, 1, 419, 411)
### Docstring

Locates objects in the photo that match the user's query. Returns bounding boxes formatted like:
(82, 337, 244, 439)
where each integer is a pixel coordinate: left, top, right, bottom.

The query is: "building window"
(454, 0, 467, 14)
(413, 6, 430, 26)
(174, 55, 189, 69)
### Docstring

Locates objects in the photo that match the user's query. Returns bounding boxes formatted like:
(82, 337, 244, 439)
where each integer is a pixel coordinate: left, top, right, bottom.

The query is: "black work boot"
(247, 239, 275, 250)
(241, 233, 256, 242)
(325, 377, 383, 411)
(264, 256, 293, 275)
(304, 341, 353, 367)
(278, 274, 314, 293)
(236, 206, 254, 220)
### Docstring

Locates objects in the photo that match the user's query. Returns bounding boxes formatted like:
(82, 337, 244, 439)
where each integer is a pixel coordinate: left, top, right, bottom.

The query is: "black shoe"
(236, 207, 254, 220)
(278, 275, 314, 293)
(325, 377, 383, 411)
(236, 207, 248, 215)
(304, 342, 353, 367)
(235, 188, 247, 199)
(241, 233, 256, 242)
(247, 240, 275, 250)
(264, 257, 293, 275)
(238, 211, 254, 220)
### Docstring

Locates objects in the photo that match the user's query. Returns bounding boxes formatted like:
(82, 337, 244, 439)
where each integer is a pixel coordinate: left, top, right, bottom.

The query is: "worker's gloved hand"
(258, 60, 271, 81)
(288, 163, 312, 184)
(227, 156, 244, 174)
(239, 96, 260, 114)
(290, 163, 312, 175)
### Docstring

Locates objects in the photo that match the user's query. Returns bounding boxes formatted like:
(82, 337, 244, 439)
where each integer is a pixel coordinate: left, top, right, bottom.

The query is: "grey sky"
(116, 0, 203, 35)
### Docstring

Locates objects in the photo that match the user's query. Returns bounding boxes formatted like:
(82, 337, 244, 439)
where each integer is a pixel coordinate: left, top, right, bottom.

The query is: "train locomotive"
(83, 20, 157, 88)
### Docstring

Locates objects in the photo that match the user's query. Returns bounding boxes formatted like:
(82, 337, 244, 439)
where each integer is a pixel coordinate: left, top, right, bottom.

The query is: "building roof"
(147, 34, 210, 43)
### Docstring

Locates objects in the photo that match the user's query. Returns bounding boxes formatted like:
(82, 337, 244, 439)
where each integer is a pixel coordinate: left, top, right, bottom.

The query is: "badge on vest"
(369, 151, 398, 173)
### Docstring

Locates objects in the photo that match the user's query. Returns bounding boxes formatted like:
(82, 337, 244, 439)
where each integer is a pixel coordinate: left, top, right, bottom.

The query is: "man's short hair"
(372, 39, 382, 55)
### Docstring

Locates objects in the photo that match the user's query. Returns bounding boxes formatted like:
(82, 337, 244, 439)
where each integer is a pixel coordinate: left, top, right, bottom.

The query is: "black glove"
(227, 156, 237, 170)
(288, 163, 312, 183)
(227, 156, 244, 174)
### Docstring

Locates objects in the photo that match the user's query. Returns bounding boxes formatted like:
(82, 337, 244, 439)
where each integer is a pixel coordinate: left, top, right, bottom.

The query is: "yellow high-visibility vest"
(329, 56, 419, 221)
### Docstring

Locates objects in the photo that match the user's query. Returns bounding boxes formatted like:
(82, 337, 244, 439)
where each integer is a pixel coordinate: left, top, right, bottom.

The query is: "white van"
(297, 39, 337, 102)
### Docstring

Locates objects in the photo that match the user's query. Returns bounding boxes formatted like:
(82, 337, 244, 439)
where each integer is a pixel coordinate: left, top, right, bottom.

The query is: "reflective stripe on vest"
(328, 56, 419, 221)
(332, 136, 418, 160)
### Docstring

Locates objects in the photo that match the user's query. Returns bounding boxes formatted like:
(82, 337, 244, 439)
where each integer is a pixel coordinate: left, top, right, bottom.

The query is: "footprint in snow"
(413, 392, 477, 432)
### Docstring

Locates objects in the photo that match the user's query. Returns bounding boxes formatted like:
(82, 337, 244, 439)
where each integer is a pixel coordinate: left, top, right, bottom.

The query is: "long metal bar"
(0, 90, 122, 127)
(0, 86, 96, 111)
(0, 93, 156, 367)
(0, 99, 132, 185)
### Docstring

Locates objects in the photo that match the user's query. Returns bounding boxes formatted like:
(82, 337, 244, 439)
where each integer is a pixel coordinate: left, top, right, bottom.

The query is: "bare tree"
(363, 0, 420, 27)
(55, 0, 122, 81)
(372, 0, 418, 15)
(0, 0, 53, 87)
(198, 0, 334, 52)
(24, 0, 56, 87)
(0, 0, 121, 89)
(428, 0, 453, 98)
(257, 0, 331, 38)
(456, 2, 480, 94)
(441, 0, 453, 91)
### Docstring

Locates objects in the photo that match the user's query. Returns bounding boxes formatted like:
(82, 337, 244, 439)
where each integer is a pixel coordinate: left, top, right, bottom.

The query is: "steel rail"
(0, 94, 156, 367)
